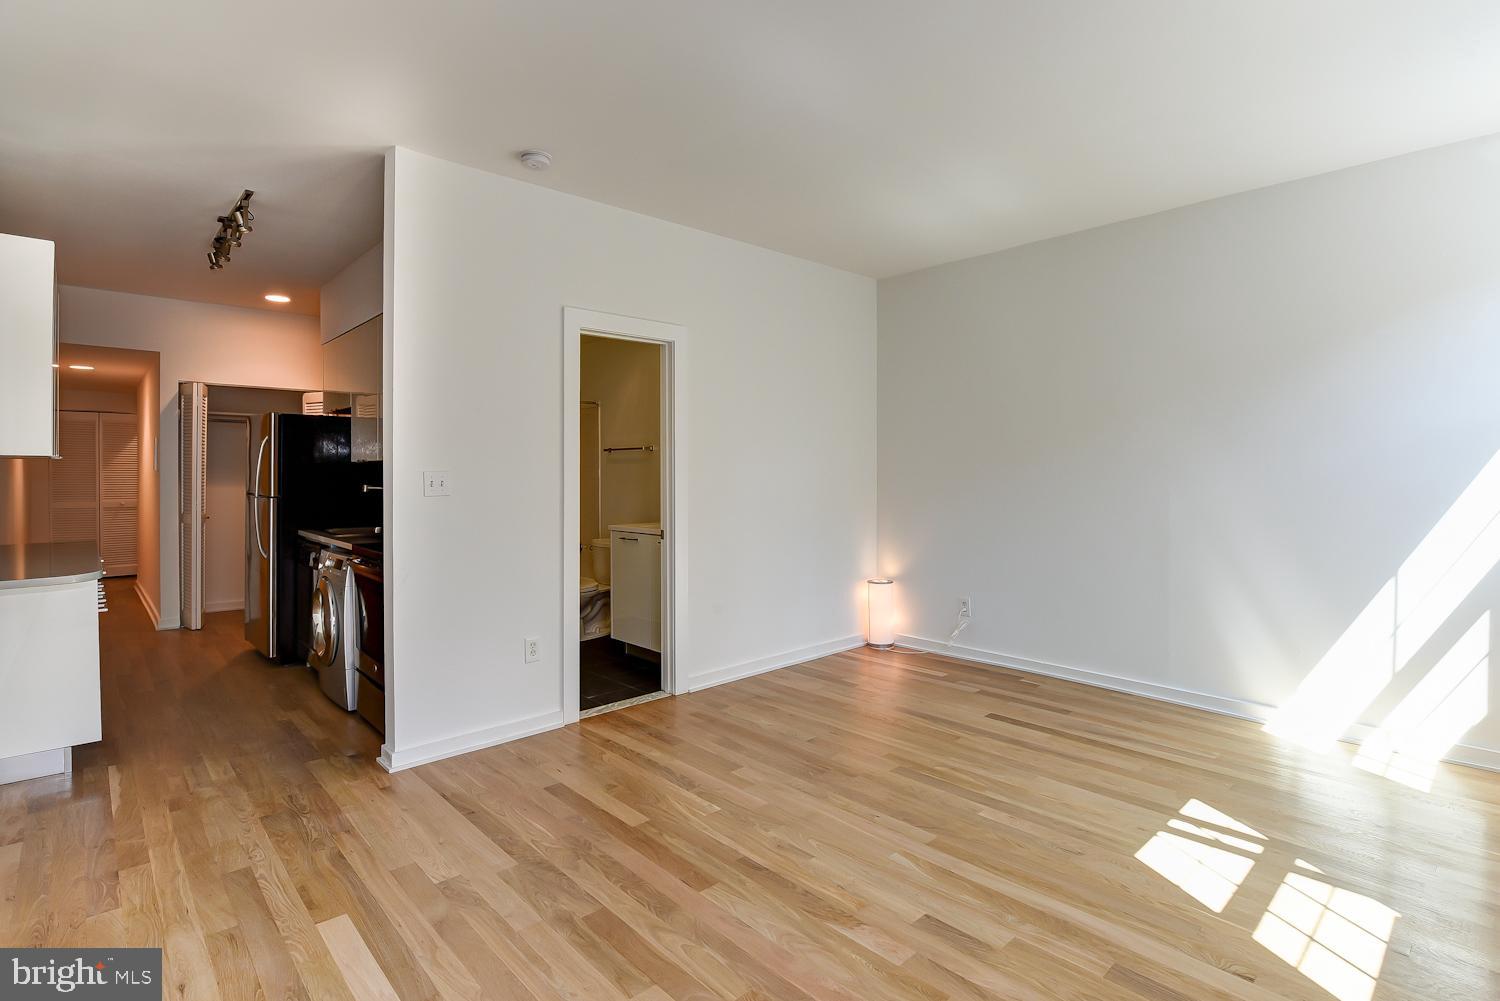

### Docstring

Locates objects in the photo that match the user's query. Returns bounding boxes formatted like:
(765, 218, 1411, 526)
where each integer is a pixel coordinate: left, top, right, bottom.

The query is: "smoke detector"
(518, 149, 552, 170)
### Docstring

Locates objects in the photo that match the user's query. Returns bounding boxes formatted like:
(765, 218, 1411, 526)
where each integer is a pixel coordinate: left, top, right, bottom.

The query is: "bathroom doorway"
(563, 308, 686, 722)
(579, 334, 663, 713)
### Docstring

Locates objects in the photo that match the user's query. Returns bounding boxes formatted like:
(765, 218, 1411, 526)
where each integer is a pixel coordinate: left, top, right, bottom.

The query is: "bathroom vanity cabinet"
(609, 523, 662, 653)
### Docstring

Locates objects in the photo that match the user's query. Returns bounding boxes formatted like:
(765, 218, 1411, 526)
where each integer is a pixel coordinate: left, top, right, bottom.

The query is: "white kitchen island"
(0, 541, 103, 784)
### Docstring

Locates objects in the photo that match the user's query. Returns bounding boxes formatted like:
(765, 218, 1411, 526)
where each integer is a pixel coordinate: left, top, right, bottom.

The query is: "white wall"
(59, 286, 321, 627)
(0, 457, 49, 546)
(879, 134, 1500, 766)
(383, 147, 876, 767)
(208, 386, 305, 416)
(135, 360, 159, 620)
(59, 387, 134, 413)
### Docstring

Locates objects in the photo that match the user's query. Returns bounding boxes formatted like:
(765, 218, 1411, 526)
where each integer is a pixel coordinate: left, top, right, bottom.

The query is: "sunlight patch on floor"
(1180, 798, 1265, 838)
(1139, 808, 1402, 1001)
(1135, 800, 1265, 913)
(1252, 863, 1399, 1001)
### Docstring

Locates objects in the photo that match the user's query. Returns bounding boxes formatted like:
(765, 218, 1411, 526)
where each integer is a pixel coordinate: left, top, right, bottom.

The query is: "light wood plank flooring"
(2, 580, 1496, 1000)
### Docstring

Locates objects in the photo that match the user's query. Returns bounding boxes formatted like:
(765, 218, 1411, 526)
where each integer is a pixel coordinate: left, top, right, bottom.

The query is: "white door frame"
(562, 307, 688, 725)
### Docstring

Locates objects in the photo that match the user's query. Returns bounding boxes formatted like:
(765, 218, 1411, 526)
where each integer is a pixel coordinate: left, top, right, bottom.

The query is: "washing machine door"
(308, 569, 340, 672)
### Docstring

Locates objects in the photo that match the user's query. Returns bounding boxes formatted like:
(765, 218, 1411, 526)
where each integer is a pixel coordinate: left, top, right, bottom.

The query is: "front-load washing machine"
(308, 547, 358, 710)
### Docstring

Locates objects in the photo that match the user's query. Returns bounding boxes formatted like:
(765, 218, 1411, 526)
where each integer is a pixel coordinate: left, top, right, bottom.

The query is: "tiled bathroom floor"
(580, 637, 662, 710)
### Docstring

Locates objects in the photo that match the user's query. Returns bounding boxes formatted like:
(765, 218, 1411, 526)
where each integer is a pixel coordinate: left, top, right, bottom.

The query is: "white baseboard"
(379, 709, 565, 772)
(897, 634, 1500, 775)
(141, 580, 180, 630)
(0, 746, 71, 785)
(898, 634, 1275, 721)
(204, 598, 244, 613)
(132, 578, 165, 629)
(1335, 719, 1500, 772)
(684, 634, 866, 694)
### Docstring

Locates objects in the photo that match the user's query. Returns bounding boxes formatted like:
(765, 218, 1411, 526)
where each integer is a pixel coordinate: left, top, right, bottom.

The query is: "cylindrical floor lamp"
(867, 578, 895, 649)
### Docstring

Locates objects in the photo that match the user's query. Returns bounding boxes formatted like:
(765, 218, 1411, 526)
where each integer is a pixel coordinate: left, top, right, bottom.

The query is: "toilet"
(580, 536, 611, 639)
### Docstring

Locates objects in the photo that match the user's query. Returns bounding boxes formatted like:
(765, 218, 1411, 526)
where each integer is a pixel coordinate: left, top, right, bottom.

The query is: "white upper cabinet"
(0, 233, 58, 457)
(323, 314, 381, 398)
(321, 242, 384, 461)
(320, 242, 382, 344)
(324, 314, 383, 462)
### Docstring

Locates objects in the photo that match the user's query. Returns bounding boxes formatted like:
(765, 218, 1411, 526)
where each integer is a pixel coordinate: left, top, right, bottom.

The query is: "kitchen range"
(245, 412, 384, 730)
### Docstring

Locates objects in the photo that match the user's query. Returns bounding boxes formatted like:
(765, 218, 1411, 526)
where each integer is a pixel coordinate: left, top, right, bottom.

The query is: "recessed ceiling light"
(264, 293, 291, 303)
(68, 364, 95, 371)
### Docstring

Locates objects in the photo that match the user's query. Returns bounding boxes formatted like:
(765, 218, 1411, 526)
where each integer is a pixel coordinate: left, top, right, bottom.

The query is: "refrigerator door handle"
(253, 495, 269, 560)
(252, 432, 269, 497)
(252, 434, 270, 560)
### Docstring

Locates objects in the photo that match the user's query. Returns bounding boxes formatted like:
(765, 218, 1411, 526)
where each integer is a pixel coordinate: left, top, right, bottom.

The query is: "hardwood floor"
(2, 580, 1496, 1001)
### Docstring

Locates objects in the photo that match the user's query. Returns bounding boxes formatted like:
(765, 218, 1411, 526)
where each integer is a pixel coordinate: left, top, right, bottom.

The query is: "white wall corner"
(132, 577, 162, 629)
(685, 635, 866, 693)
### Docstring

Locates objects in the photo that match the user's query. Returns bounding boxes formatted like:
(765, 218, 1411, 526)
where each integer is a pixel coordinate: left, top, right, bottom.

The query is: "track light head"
(206, 189, 257, 270)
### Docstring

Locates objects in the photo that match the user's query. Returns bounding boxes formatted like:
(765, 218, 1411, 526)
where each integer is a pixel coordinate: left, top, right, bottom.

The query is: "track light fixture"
(207, 189, 255, 270)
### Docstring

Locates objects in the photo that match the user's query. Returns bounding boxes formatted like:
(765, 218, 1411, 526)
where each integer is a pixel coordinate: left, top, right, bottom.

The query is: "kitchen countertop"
(609, 522, 663, 537)
(0, 541, 105, 590)
(298, 527, 382, 551)
(350, 540, 383, 564)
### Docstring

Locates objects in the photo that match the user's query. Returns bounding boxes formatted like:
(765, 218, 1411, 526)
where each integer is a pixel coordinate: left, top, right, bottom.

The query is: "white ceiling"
(2, 2, 1498, 313)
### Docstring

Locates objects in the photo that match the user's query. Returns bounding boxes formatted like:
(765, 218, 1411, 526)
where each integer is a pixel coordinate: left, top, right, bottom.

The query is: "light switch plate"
(423, 470, 451, 496)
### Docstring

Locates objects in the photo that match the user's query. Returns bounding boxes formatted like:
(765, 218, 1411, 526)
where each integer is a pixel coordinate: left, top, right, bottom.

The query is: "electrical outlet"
(959, 596, 972, 618)
(423, 470, 451, 496)
(524, 636, 540, 663)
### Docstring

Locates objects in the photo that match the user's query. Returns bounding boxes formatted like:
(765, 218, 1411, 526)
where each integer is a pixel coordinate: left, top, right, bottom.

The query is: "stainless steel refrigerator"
(245, 413, 381, 661)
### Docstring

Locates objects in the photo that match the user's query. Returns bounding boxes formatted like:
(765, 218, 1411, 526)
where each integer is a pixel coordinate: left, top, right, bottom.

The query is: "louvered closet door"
(49, 411, 100, 545)
(99, 412, 140, 576)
